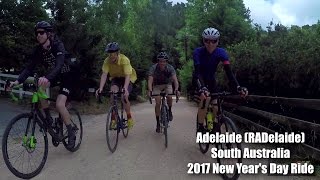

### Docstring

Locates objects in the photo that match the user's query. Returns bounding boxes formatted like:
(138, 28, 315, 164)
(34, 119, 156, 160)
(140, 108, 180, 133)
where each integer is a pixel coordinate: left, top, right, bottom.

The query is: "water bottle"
(206, 111, 214, 130)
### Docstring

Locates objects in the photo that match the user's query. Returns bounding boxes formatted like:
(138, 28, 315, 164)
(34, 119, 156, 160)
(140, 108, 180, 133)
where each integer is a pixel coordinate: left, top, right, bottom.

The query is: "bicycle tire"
(216, 116, 242, 180)
(121, 108, 129, 138)
(122, 122, 129, 137)
(2, 113, 48, 179)
(106, 106, 119, 153)
(62, 108, 83, 152)
(197, 113, 209, 154)
(161, 104, 169, 148)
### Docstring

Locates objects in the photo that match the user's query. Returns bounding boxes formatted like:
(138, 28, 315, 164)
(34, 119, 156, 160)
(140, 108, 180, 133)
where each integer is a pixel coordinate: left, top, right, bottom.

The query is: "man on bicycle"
(193, 27, 248, 133)
(96, 42, 136, 129)
(147, 52, 180, 133)
(9, 21, 77, 148)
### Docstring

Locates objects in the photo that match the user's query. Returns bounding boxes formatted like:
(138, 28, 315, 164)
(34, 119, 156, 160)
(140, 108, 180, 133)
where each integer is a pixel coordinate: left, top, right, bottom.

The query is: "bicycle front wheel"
(197, 113, 209, 154)
(122, 120, 129, 138)
(2, 113, 48, 179)
(216, 116, 242, 180)
(106, 106, 119, 153)
(161, 105, 169, 148)
(121, 109, 129, 138)
(62, 108, 83, 152)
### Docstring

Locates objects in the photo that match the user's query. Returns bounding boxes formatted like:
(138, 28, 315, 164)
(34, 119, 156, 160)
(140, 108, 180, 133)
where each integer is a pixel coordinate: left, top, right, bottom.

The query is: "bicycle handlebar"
(199, 91, 233, 109)
(149, 92, 179, 104)
(97, 90, 127, 104)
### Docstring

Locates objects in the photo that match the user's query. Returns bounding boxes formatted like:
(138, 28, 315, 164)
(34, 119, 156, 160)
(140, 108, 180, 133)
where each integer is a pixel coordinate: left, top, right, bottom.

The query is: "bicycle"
(98, 89, 129, 153)
(2, 75, 83, 179)
(196, 91, 242, 180)
(149, 90, 179, 148)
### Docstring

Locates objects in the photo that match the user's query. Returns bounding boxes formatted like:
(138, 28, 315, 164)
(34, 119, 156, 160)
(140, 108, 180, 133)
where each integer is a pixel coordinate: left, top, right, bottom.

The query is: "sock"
(156, 116, 160, 125)
(169, 106, 172, 112)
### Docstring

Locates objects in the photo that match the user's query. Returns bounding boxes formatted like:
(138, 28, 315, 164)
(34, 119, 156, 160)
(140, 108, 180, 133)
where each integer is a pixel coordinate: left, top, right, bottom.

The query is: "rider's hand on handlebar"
(174, 89, 180, 97)
(199, 87, 209, 100)
(38, 77, 50, 87)
(6, 80, 19, 91)
(123, 88, 129, 97)
(237, 86, 248, 98)
(95, 88, 102, 98)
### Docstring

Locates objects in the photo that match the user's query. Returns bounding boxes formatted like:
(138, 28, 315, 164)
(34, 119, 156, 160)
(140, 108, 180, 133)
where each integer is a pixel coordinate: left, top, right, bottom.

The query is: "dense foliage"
(1, 0, 319, 99)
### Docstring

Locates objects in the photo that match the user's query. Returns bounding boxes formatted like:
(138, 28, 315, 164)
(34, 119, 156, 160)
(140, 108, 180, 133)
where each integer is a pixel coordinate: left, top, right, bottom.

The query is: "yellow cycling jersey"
(102, 54, 137, 83)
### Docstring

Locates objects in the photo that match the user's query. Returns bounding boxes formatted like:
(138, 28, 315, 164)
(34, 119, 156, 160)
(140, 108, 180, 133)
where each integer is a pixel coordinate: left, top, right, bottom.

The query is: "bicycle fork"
(160, 101, 169, 132)
(22, 115, 38, 150)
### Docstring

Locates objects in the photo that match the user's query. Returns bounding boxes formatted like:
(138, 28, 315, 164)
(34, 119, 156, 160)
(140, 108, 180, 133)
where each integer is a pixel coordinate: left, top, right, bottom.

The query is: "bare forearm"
(172, 75, 179, 91)
(99, 73, 108, 90)
(148, 76, 153, 91)
(124, 75, 130, 89)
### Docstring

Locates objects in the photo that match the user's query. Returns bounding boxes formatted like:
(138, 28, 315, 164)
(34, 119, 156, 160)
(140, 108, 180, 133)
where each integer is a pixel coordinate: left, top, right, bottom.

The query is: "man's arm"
(147, 65, 155, 92)
(17, 49, 38, 83)
(124, 74, 130, 90)
(172, 74, 179, 92)
(99, 72, 108, 90)
(223, 62, 240, 91)
(193, 49, 205, 89)
(148, 75, 153, 92)
(219, 49, 240, 91)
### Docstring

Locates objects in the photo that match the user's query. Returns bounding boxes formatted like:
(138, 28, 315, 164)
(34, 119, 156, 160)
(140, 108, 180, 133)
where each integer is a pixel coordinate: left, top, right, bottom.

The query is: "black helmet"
(157, 52, 169, 60)
(105, 42, 120, 53)
(34, 21, 53, 32)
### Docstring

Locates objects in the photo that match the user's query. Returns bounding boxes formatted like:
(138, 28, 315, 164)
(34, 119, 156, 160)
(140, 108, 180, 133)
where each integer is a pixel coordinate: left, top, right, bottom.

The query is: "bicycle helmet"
(202, 27, 220, 39)
(105, 42, 120, 53)
(34, 21, 53, 32)
(156, 52, 169, 61)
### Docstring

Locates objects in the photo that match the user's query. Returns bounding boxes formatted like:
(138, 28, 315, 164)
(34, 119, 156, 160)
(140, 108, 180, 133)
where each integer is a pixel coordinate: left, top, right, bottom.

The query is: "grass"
(1, 91, 148, 115)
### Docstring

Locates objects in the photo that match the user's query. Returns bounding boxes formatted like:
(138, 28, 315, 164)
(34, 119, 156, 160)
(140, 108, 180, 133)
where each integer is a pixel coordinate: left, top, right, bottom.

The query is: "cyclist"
(9, 21, 77, 148)
(96, 42, 137, 129)
(193, 27, 248, 133)
(147, 52, 180, 133)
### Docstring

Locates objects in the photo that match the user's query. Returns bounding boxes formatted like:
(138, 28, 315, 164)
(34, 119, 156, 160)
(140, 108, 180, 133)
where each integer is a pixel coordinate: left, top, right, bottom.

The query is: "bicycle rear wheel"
(106, 106, 119, 153)
(197, 113, 209, 154)
(2, 113, 48, 179)
(161, 105, 169, 148)
(216, 116, 242, 180)
(62, 108, 83, 152)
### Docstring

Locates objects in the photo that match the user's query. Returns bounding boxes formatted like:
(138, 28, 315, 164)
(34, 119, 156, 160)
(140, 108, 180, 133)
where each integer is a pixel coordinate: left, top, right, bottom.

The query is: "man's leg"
(166, 84, 173, 121)
(197, 96, 211, 132)
(154, 96, 161, 132)
(56, 94, 75, 148)
(121, 83, 134, 129)
(39, 83, 53, 125)
(152, 85, 162, 132)
(57, 73, 76, 148)
(110, 84, 119, 129)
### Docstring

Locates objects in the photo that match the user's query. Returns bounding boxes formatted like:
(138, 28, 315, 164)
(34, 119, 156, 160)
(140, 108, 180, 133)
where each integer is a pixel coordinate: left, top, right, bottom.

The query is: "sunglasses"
(35, 31, 46, 36)
(204, 39, 218, 44)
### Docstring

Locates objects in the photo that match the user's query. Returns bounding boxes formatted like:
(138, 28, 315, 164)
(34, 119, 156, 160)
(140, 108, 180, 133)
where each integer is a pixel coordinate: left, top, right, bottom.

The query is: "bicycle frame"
(7, 79, 66, 143)
(110, 91, 126, 130)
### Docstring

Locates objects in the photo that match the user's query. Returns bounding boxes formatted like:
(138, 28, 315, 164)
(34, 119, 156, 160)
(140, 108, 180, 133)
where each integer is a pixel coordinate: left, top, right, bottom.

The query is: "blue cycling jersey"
(193, 46, 230, 82)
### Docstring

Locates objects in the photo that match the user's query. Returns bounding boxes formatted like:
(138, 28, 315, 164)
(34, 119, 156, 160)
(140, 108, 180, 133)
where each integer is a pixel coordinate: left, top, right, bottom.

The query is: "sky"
(169, 0, 320, 28)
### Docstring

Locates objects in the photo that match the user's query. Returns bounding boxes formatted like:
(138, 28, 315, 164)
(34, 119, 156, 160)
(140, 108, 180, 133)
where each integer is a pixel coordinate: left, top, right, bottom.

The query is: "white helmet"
(202, 27, 220, 39)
